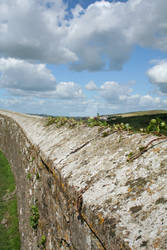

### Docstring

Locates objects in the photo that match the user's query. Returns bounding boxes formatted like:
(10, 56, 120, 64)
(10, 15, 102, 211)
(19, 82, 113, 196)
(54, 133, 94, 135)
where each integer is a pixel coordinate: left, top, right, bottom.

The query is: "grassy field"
(111, 109, 167, 118)
(0, 151, 20, 250)
(106, 110, 167, 134)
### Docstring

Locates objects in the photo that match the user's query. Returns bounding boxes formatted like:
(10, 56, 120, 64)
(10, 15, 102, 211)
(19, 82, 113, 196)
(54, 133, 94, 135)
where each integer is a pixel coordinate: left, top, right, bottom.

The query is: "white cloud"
(147, 60, 167, 94)
(85, 81, 98, 90)
(84, 80, 166, 112)
(55, 81, 84, 99)
(0, 58, 56, 92)
(94, 81, 167, 113)
(0, 0, 77, 64)
(100, 81, 132, 103)
(0, 0, 167, 71)
(65, 0, 167, 71)
(0, 58, 83, 99)
(0, 95, 88, 116)
(139, 95, 160, 106)
(1, 79, 167, 116)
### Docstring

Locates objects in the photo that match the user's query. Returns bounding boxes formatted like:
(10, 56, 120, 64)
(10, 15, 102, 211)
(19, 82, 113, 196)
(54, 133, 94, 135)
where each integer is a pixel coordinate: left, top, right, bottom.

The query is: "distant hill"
(112, 110, 167, 118)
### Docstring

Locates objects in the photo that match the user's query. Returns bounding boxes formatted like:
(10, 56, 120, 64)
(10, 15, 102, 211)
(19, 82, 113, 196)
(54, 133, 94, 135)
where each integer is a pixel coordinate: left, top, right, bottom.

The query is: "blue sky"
(0, 0, 167, 116)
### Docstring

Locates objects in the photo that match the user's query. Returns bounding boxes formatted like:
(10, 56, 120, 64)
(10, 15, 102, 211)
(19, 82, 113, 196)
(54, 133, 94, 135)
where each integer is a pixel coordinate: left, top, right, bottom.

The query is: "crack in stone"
(40, 157, 52, 173)
(82, 215, 107, 250)
(57, 136, 100, 167)
(40, 155, 107, 249)
(69, 138, 95, 155)
(76, 191, 107, 250)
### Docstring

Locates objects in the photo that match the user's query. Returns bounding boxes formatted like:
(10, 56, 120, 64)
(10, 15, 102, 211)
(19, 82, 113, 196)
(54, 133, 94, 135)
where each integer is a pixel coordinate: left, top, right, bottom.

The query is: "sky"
(0, 0, 167, 116)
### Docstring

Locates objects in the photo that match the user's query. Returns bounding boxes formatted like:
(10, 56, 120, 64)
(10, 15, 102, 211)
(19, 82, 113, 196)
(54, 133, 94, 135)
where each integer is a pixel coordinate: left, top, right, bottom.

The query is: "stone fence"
(0, 110, 167, 249)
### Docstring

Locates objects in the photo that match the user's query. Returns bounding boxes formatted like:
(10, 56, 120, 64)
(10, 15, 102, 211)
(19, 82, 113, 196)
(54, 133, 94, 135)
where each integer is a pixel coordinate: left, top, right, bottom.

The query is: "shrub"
(146, 118, 167, 135)
(30, 205, 39, 229)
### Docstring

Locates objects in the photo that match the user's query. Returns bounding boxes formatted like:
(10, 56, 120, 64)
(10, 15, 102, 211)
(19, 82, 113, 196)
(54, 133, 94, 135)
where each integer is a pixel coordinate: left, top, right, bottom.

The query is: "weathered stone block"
(0, 110, 167, 249)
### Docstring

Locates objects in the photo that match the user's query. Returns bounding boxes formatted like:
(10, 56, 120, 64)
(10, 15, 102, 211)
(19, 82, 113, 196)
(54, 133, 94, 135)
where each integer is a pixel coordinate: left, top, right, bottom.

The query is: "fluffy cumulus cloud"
(0, 0, 77, 64)
(100, 81, 132, 103)
(85, 81, 98, 90)
(55, 81, 83, 99)
(67, 0, 167, 71)
(84, 80, 167, 114)
(0, 58, 56, 94)
(147, 60, 167, 94)
(0, 0, 167, 71)
(0, 58, 83, 99)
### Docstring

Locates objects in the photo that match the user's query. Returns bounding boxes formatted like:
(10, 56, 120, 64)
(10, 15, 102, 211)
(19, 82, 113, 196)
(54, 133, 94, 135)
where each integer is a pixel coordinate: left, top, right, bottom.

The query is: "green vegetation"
(45, 116, 81, 128)
(35, 171, 40, 180)
(126, 118, 167, 162)
(27, 172, 32, 181)
(87, 117, 108, 127)
(30, 205, 39, 230)
(107, 112, 167, 134)
(146, 118, 167, 135)
(40, 235, 46, 247)
(101, 131, 111, 137)
(127, 152, 135, 162)
(39, 111, 167, 166)
(45, 111, 167, 162)
(45, 111, 167, 136)
(0, 151, 20, 250)
(112, 122, 132, 131)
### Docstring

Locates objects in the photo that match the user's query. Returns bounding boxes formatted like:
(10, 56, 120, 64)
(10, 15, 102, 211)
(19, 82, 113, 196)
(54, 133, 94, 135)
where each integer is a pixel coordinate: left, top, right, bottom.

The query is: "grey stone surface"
(0, 109, 167, 249)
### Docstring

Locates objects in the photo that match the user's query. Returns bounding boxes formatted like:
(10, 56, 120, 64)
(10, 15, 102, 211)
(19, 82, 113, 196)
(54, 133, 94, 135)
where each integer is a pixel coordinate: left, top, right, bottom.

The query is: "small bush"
(46, 116, 80, 128)
(45, 116, 56, 126)
(146, 118, 167, 135)
(40, 235, 46, 246)
(30, 205, 39, 230)
(87, 117, 108, 127)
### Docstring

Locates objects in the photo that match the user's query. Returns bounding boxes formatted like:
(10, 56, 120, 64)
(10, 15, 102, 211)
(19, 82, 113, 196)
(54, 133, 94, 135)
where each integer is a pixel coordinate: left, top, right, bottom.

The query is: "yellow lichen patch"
(147, 187, 153, 194)
(98, 214, 105, 224)
(119, 242, 131, 249)
(153, 238, 161, 248)
(56, 223, 61, 234)
(153, 148, 161, 153)
(39, 161, 44, 169)
(61, 183, 65, 190)
(64, 232, 69, 242)
(32, 167, 36, 174)
(96, 241, 105, 250)
(52, 171, 59, 181)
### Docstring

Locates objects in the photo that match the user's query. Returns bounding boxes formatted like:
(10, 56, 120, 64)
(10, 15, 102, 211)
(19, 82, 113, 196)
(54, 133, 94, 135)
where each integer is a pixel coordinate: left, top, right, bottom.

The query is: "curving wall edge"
(0, 110, 167, 250)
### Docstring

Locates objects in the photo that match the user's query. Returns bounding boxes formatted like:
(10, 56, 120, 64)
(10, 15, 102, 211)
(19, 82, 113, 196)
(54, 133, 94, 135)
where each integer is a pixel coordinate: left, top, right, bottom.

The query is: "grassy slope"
(107, 110, 167, 134)
(114, 110, 167, 117)
(0, 151, 20, 250)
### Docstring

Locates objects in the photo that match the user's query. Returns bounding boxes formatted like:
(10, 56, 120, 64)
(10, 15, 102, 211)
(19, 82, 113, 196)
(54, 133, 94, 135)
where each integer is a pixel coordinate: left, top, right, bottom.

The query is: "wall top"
(0, 109, 167, 249)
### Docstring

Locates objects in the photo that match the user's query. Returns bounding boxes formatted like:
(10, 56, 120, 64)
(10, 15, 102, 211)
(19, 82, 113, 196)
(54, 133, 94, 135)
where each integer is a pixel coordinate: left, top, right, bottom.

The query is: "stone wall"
(0, 110, 167, 250)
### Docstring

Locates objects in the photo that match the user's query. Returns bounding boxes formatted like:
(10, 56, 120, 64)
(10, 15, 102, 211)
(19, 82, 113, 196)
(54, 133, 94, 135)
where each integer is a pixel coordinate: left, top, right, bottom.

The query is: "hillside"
(106, 110, 167, 133)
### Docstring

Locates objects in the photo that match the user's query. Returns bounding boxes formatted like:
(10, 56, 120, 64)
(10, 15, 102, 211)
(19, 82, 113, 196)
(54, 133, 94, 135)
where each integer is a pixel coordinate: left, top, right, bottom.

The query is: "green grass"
(0, 151, 20, 250)
(107, 112, 167, 135)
